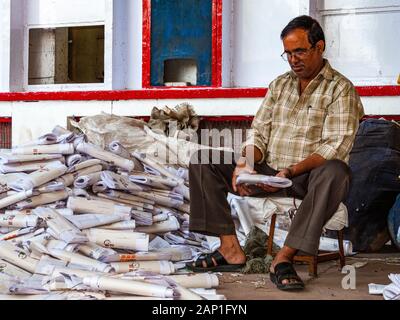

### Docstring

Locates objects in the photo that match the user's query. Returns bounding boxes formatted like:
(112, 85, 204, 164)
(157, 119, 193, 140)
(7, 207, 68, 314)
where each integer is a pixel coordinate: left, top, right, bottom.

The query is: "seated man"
(186, 15, 364, 291)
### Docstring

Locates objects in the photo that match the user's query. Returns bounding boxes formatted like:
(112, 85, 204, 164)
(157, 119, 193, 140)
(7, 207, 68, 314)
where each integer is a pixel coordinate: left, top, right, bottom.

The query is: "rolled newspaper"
(0, 190, 33, 209)
(78, 243, 118, 262)
(76, 142, 136, 172)
(111, 261, 175, 275)
(0, 258, 32, 279)
(66, 214, 127, 230)
(167, 274, 219, 289)
(100, 171, 145, 192)
(0, 241, 38, 273)
(0, 227, 36, 241)
(97, 193, 153, 212)
(66, 159, 102, 173)
(0, 154, 62, 164)
(236, 173, 293, 188)
(0, 160, 63, 174)
(33, 207, 88, 244)
(0, 215, 40, 228)
(48, 248, 114, 273)
(132, 151, 184, 184)
(36, 181, 65, 193)
(13, 189, 69, 209)
(74, 171, 102, 189)
(17, 133, 58, 147)
(128, 175, 172, 190)
(66, 154, 84, 167)
(135, 216, 180, 234)
(102, 190, 154, 206)
(108, 141, 131, 159)
(83, 275, 176, 298)
(11, 144, 74, 155)
(57, 164, 103, 187)
(99, 220, 136, 230)
(67, 197, 132, 216)
(8, 162, 68, 192)
(83, 228, 149, 251)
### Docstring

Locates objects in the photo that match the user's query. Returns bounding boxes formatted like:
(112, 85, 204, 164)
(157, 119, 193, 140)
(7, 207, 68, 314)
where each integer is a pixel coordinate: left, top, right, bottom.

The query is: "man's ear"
(316, 40, 325, 53)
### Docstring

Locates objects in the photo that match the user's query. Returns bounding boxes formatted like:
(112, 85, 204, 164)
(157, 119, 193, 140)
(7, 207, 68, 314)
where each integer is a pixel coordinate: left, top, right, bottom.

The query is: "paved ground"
(216, 252, 400, 300)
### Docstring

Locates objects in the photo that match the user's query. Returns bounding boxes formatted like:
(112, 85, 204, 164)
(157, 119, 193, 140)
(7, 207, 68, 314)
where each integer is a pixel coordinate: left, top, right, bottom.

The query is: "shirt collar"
(288, 59, 334, 81)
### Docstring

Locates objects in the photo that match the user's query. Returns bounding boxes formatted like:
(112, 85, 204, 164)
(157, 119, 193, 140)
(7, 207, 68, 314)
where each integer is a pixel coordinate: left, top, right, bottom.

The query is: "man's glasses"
(281, 45, 316, 62)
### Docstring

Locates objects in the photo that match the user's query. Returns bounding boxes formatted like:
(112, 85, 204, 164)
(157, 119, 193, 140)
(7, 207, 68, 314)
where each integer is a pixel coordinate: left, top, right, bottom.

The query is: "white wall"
(9, 0, 25, 92)
(26, 0, 105, 26)
(0, 0, 11, 92)
(319, 0, 400, 86)
(230, 0, 309, 87)
(113, 0, 143, 90)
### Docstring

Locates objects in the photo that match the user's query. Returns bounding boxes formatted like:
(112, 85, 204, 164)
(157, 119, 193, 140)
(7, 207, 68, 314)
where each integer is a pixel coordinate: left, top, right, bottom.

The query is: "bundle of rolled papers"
(0, 126, 225, 300)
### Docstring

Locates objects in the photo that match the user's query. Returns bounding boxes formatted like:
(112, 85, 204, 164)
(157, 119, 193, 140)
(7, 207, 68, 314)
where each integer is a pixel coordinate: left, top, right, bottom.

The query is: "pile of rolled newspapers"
(0, 126, 224, 300)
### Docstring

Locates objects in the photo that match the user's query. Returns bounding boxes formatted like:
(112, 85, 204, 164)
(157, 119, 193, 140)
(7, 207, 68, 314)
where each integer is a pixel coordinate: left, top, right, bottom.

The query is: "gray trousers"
(188, 150, 351, 255)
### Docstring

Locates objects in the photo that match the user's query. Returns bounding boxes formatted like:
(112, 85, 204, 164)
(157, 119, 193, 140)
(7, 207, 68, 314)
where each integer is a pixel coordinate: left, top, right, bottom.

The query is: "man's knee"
(313, 159, 350, 182)
(314, 159, 350, 182)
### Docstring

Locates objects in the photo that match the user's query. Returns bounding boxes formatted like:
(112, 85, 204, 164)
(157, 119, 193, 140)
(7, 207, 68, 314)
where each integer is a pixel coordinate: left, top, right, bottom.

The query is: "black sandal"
(186, 251, 245, 273)
(270, 262, 305, 291)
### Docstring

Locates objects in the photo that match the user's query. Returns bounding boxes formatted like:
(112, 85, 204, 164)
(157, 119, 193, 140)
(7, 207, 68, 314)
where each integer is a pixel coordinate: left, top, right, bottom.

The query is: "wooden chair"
(266, 213, 346, 277)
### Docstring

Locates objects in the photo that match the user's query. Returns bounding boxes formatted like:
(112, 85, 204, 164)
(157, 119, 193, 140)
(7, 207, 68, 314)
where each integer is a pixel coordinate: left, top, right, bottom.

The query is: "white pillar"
(0, 0, 11, 92)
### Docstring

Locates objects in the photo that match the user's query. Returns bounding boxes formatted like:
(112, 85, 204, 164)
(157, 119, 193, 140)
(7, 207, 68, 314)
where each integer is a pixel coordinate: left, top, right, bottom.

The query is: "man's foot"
(186, 250, 246, 273)
(270, 262, 305, 291)
(187, 236, 247, 273)
(269, 249, 304, 291)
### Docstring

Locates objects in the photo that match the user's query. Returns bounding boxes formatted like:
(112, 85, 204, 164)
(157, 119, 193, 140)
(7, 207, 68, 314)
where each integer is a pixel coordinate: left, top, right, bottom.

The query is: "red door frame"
(142, 0, 223, 88)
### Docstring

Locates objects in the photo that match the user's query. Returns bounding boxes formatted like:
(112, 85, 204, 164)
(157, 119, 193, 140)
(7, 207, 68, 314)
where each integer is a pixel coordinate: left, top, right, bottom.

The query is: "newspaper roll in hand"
(236, 173, 293, 188)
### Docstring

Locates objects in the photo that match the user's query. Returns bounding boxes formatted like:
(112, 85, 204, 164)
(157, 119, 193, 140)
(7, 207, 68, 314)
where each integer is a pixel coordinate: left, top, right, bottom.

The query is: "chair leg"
(337, 229, 346, 269)
(267, 214, 277, 256)
(309, 256, 318, 277)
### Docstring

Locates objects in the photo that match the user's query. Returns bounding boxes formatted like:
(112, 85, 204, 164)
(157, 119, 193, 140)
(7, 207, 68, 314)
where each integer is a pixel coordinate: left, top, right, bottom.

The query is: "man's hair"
(281, 15, 325, 50)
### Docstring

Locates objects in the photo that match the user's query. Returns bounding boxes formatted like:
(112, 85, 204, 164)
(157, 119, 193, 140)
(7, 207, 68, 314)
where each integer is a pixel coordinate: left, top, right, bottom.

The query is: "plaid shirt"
(243, 60, 365, 170)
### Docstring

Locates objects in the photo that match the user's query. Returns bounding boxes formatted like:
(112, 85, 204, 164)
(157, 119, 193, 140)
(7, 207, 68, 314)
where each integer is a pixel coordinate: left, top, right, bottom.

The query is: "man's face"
(282, 28, 324, 79)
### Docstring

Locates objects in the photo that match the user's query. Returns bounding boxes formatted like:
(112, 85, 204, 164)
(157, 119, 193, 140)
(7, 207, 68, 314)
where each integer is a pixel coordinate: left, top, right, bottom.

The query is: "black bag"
(344, 119, 400, 252)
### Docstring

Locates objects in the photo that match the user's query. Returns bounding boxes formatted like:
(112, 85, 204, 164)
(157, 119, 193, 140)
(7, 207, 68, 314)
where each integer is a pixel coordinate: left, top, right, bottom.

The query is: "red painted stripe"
(212, 0, 223, 87)
(0, 86, 399, 101)
(142, 0, 152, 88)
(0, 88, 266, 101)
(0, 118, 11, 123)
(357, 86, 400, 97)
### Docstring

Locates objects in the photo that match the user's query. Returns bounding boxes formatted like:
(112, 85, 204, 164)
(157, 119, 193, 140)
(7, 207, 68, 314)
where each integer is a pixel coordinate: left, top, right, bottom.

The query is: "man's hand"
(255, 167, 292, 194)
(232, 157, 257, 196)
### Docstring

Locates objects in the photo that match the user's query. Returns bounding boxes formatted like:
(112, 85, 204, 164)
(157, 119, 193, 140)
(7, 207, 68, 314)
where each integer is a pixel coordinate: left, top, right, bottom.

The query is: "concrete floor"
(216, 252, 400, 300)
